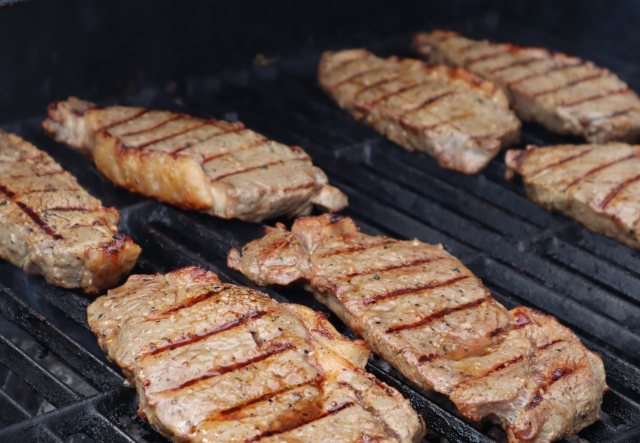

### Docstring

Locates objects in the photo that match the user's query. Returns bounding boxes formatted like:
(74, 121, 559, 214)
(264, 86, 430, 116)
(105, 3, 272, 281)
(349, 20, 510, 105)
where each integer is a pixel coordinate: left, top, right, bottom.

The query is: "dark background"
(0, 0, 639, 122)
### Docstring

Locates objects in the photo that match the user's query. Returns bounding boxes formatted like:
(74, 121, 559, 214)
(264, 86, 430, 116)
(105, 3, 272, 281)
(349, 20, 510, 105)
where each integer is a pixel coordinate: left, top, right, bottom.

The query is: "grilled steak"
(506, 143, 640, 250)
(42, 97, 348, 223)
(0, 130, 140, 293)
(318, 49, 521, 174)
(88, 266, 425, 443)
(413, 30, 640, 143)
(228, 214, 607, 443)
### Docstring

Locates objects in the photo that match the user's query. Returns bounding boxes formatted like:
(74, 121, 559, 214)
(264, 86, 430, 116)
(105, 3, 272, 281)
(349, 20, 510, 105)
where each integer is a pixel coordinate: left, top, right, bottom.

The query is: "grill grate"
(0, 21, 640, 443)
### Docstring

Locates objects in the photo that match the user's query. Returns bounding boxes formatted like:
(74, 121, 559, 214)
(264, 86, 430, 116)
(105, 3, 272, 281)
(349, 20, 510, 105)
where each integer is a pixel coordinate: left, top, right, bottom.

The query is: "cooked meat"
(318, 49, 521, 174)
(228, 214, 607, 443)
(42, 98, 348, 223)
(413, 31, 640, 143)
(88, 266, 425, 443)
(506, 143, 640, 250)
(0, 130, 140, 293)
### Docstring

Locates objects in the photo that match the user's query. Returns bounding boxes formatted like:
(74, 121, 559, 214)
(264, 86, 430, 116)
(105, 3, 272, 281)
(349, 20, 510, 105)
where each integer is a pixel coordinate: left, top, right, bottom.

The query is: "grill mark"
(365, 275, 470, 305)
(339, 256, 442, 280)
(136, 121, 208, 150)
(401, 111, 476, 133)
(355, 78, 435, 113)
(485, 57, 546, 74)
(164, 343, 295, 394)
(217, 380, 319, 419)
(326, 52, 372, 75)
(531, 71, 606, 99)
(464, 50, 509, 68)
(398, 90, 455, 119)
(199, 137, 269, 164)
(245, 401, 354, 442)
(599, 173, 640, 209)
(418, 353, 441, 363)
(104, 109, 150, 131)
(316, 241, 397, 258)
(46, 206, 92, 212)
(531, 148, 595, 176)
(211, 158, 308, 181)
(525, 363, 583, 411)
(533, 339, 565, 355)
(8, 170, 66, 179)
(0, 184, 63, 240)
(143, 310, 270, 358)
(506, 62, 583, 87)
(487, 327, 506, 338)
(563, 153, 638, 190)
(331, 65, 391, 89)
(277, 181, 317, 194)
(588, 107, 640, 122)
(118, 114, 183, 137)
(386, 296, 488, 333)
(148, 287, 228, 320)
(353, 72, 404, 100)
(558, 87, 631, 107)
(21, 188, 77, 194)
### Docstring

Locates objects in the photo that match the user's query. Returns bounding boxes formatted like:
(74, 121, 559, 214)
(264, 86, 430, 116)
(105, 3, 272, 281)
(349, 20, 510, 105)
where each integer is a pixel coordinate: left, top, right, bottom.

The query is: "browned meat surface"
(42, 97, 348, 223)
(228, 214, 607, 443)
(0, 130, 140, 293)
(318, 49, 521, 174)
(506, 143, 640, 250)
(413, 31, 640, 143)
(88, 266, 425, 443)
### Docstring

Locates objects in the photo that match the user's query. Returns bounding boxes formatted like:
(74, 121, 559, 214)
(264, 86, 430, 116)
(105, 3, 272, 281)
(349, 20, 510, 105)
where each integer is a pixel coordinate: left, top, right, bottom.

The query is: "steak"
(0, 130, 140, 293)
(413, 30, 640, 143)
(506, 143, 640, 250)
(88, 266, 425, 443)
(42, 97, 348, 223)
(228, 214, 607, 443)
(318, 49, 521, 174)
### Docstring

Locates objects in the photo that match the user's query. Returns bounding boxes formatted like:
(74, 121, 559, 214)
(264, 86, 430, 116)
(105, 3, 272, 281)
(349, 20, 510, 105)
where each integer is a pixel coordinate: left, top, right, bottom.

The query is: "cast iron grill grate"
(0, 21, 639, 442)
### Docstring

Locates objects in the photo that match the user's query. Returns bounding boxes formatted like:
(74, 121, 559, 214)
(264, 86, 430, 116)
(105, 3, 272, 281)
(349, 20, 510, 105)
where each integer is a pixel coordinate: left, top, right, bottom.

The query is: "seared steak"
(506, 143, 640, 250)
(42, 98, 348, 223)
(0, 130, 140, 293)
(88, 266, 425, 443)
(228, 214, 607, 443)
(318, 49, 521, 174)
(413, 31, 640, 143)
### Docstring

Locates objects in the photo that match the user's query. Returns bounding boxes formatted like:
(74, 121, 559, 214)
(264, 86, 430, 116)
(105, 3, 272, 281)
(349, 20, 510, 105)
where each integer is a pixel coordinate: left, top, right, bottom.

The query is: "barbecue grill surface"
(0, 10, 639, 443)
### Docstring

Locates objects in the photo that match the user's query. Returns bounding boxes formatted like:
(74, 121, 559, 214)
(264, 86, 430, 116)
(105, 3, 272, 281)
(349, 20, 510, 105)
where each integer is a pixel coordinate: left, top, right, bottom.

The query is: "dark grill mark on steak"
(386, 296, 488, 333)
(464, 50, 509, 68)
(587, 106, 640, 122)
(331, 66, 391, 90)
(418, 353, 440, 363)
(8, 170, 66, 179)
(485, 57, 546, 74)
(136, 121, 208, 150)
(245, 401, 355, 442)
(364, 275, 469, 305)
(532, 339, 565, 355)
(531, 148, 595, 176)
(339, 256, 443, 279)
(558, 87, 631, 107)
(316, 241, 397, 259)
(506, 62, 583, 87)
(599, 173, 640, 209)
(525, 363, 581, 411)
(398, 91, 456, 119)
(531, 71, 607, 98)
(352, 72, 404, 100)
(212, 158, 309, 181)
(148, 288, 229, 320)
(401, 111, 476, 133)
(199, 139, 267, 164)
(487, 326, 506, 337)
(217, 379, 319, 420)
(143, 311, 269, 357)
(119, 114, 184, 137)
(513, 312, 532, 329)
(564, 153, 638, 190)
(163, 343, 296, 394)
(0, 184, 63, 240)
(105, 109, 150, 131)
(328, 52, 372, 74)
(355, 79, 431, 113)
